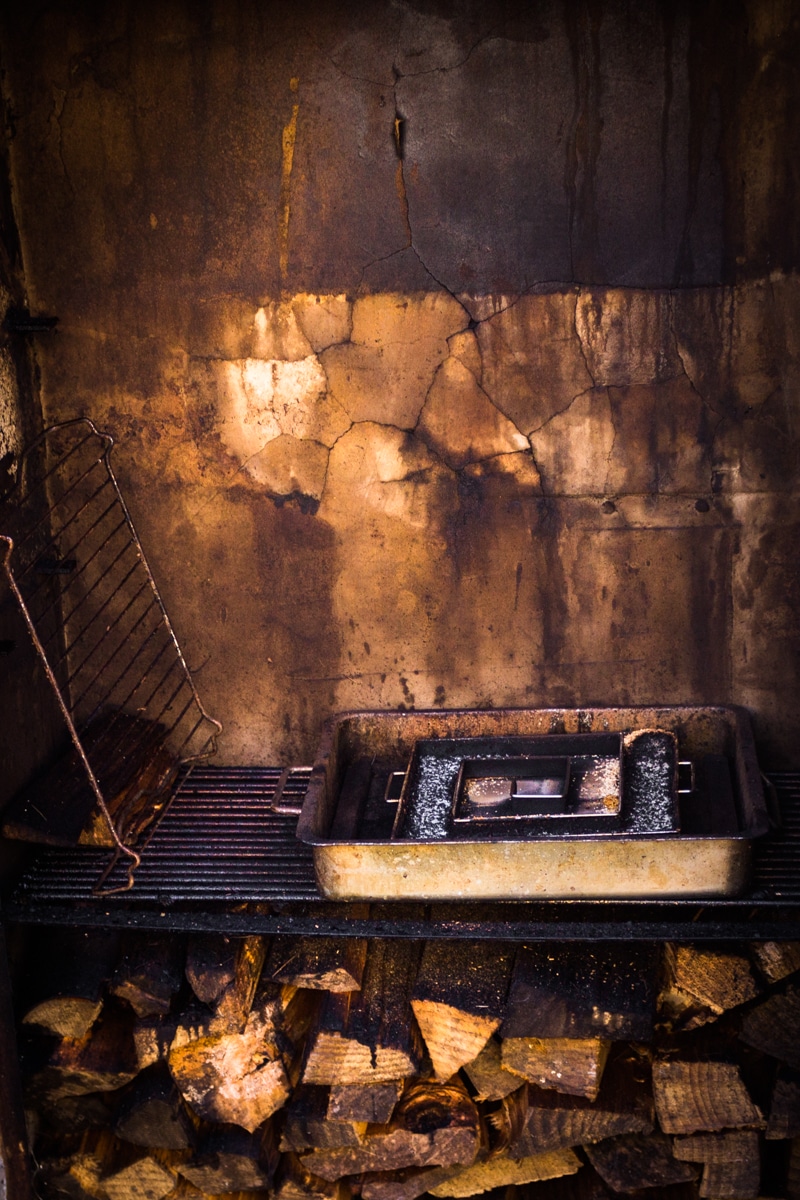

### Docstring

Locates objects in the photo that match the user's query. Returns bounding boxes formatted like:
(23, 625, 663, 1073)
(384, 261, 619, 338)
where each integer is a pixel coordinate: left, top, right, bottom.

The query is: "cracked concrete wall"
(1, 0, 798, 765)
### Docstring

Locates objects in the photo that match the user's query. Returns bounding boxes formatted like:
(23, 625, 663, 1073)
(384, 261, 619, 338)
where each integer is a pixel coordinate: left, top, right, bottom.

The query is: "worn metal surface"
(0, 420, 221, 892)
(4, 771, 800, 940)
(298, 707, 767, 900)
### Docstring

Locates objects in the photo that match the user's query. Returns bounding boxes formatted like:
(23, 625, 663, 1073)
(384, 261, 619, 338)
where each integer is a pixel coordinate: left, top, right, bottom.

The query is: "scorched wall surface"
(1, 0, 798, 767)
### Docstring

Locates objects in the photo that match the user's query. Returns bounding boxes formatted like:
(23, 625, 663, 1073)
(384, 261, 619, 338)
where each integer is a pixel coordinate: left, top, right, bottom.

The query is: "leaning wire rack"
(0, 419, 221, 895)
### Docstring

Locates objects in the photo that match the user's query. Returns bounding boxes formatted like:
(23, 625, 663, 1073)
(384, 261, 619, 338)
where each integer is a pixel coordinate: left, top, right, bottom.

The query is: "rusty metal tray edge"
(296, 706, 768, 900)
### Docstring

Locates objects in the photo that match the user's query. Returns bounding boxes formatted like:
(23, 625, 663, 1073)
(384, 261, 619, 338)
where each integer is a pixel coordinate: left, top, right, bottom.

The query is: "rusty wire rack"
(0, 419, 221, 895)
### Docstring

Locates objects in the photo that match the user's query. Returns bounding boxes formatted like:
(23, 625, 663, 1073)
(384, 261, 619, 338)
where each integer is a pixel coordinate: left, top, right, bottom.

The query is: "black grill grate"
(5, 770, 800, 940)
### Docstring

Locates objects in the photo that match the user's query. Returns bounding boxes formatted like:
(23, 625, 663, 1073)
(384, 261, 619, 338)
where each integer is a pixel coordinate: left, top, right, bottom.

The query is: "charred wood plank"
(109, 932, 185, 1018)
(501, 943, 657, 1041)
(185, 931, 238, 1004)
(673, 1127, 760, 1196)
(410, 940, 514, 1081)
(266, 933, 367, 993)
(302, 938, 424, 1085)
(212, 934, 268, 1032)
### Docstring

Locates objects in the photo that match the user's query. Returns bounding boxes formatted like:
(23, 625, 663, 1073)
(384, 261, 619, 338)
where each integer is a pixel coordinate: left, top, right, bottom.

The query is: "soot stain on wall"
(0, 0, 798, 764)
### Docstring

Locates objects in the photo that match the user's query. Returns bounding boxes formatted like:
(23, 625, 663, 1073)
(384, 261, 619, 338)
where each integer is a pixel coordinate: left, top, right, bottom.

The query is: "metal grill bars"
(0, 420, 221, 894)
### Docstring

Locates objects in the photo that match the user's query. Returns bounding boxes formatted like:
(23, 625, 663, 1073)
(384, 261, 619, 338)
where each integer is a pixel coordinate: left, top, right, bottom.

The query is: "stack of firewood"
(14, 924, 800, 1200)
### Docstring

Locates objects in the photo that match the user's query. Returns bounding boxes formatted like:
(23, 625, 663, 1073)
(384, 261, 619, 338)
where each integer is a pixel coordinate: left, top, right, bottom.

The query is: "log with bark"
(739, 984, 800, 1067)
(176, 1122, 279, 1193)
(299, 1079, 482, 1181)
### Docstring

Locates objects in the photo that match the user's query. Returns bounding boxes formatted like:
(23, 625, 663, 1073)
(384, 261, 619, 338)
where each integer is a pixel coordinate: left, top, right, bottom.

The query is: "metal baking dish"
(296, 707, 769, 901)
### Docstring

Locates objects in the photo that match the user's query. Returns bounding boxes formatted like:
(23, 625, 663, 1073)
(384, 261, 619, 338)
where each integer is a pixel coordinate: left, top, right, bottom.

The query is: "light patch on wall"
(213, 354, 348, 485)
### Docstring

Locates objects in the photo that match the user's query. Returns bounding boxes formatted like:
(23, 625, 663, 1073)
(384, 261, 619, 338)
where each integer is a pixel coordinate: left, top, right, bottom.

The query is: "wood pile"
(13, 929, 800, 1200)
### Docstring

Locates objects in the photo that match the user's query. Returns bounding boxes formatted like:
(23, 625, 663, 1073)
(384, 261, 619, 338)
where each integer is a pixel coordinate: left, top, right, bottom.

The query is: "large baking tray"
(296, 707, 768, 901)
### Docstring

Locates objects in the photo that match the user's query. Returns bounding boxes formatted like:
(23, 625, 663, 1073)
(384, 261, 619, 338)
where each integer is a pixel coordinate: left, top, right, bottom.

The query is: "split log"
(21, 928, 120, 1039)
(501, 1035, 610, 1100)
(101, 1152, 178, 1200)
(176, 1123, 277, 1193)
(168, 980, 316, 1130)
(109, 932, 185, 1018)
(30, 1005, 139, 1100)
(114, 1064, 196, 1149)
(302, 939, 424, 1085)
(327, 1080, 404, 1125)
(508, 1047, 654, 1155)
(501, 942, 658, 1041)
(699, 1160, 761, 1198)
(281, 1084, 368, 1150)
(651, 1059, 764, 1134)
(658, 944, 759, 1032)
(767, 1068, 800, 1139)
(40, 1128, 181, 1200)
(37, 1127, 115, 1200)
(360, 1165, 458, 1200)
(739, 985, 800, 1067)
(410, 940, 514, 1080)
(462, 1036, 524, 1101)
(212, 934, 268, 1032)
(750, 941, 800, 984)
(427, 1147, 581, 1196)
(300, 1079, 481, 1181)
(275, 1151, 349, 1200)
(266, 933, 367, 993)
(584, 1132, 699, 1191)
(185, 931, 238, 1004)
(133, 1011, 184, 1071)
(673, 1129, 760, 1199)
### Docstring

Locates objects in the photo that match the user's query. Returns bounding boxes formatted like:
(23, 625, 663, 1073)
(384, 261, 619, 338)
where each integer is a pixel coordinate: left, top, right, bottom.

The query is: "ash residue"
(398, 753, 463, 840)
(624, 731, 679, 833)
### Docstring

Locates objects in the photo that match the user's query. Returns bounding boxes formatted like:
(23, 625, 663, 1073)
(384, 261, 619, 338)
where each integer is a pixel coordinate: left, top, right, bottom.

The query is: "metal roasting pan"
(296, 707, 769, 901)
